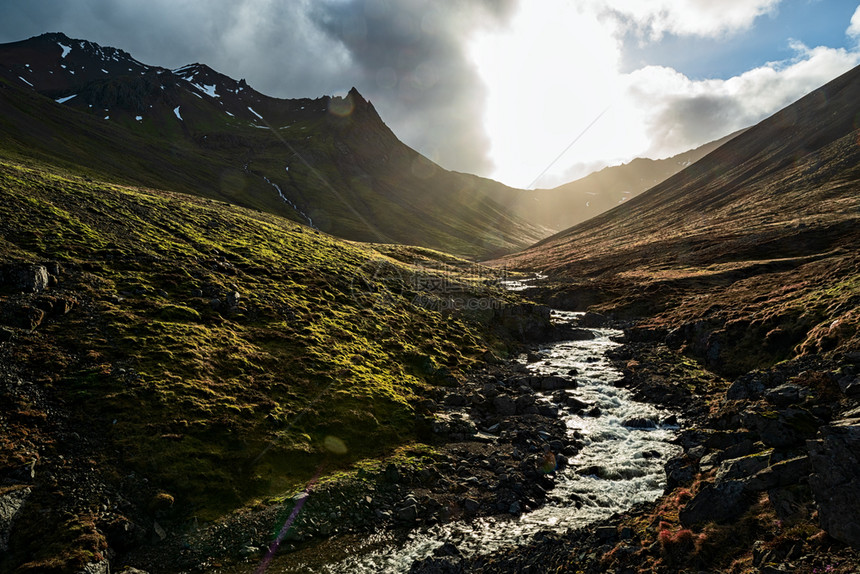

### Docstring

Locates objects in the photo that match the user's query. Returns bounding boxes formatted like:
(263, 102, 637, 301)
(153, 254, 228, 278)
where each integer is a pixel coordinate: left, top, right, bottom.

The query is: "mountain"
(497, 64, 860, 375)
(494, 130, 745, 232)
(0, 32, 550, 259)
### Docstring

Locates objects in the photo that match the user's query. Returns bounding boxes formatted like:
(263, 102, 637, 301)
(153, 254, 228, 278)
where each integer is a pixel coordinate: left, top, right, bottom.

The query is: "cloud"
(849, 4, 860, 38)
(311, 0, 518, 174)
(598, 0, 781, 40)
(628, 42, 860, 159)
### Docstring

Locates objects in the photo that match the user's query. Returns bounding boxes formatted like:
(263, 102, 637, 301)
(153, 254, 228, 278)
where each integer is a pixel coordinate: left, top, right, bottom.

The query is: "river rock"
(396, 504, 418, 522)
(808, 409, 860, 549)
(622, 417, 656, 429)
(541, 376, 569, 390)
(581, 312, 607, 327)
(726, 371, 770, 400)
(493, 395, 516, 416)
(665, 455, 696, 491)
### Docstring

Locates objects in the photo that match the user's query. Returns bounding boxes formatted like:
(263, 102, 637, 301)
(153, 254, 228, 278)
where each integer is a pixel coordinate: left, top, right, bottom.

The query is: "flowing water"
(248, 311, 681, 573)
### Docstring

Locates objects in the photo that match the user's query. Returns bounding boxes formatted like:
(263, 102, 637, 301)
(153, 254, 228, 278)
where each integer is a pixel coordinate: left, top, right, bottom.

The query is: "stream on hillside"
(230, 310, 681, 573)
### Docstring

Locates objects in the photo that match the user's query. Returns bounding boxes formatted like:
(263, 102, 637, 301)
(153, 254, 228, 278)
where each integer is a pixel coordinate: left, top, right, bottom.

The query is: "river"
(244, 310, 681, 573)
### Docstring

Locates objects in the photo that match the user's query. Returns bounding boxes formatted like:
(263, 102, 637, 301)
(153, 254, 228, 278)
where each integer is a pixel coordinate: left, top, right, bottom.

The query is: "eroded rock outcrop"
(808, 407, 860, 549)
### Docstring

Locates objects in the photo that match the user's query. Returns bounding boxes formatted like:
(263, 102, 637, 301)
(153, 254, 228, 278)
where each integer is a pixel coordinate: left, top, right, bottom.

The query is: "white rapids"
(261, 311, 681, 573)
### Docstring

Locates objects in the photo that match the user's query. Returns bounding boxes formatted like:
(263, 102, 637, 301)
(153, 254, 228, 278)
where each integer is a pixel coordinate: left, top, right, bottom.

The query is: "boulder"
(743, 408, 820, 449)
(808, 410, 860, 549)
(493, 395, 516, 416)
(622, 417, 657, 429)
(679, 480, 751, 527)
(540, 376, 569, 390)
(0, 486, 30, 552)
(764, 384, 805, 407)
(746, 456, 810, 492)
(715, 451, 772, 485)
(0, 302, 45, 330)
(0, 264, 49, 293)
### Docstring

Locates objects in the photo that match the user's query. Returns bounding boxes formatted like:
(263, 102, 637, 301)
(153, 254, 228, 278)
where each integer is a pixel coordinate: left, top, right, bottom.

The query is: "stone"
(153, 520, 167, 540)
(838, 377, 860, 398)
(726, 372, 768, 400)
(0, 487, 30, 552)
(746, 455, 810, 491)
(463, 498, 480, 513)
(679, 480, 751, 527)
(622, 417, 657, 429)
(715, 451, 772, 484)
(596, 525, 617, 541)
(665, 455, 696, 491)
(0, 264, 49, 293)
(764, 384, 804, 407)
(808, 412, 860, 549)
(566, 397, 591, 412)
(508, 501, 521, 514)
(514, 394, 535, 413)
(493, 395, 516, 416)
(743, 408, 820, 449)
(396, 504, 418, 522)
(78, 560, 110, 574)
(541, 376, 569, 390)
(581, 312, 607, 327)
(0, 302, 45, 330)
(239, 544, 258, 556)
(537, 405, 559, 418)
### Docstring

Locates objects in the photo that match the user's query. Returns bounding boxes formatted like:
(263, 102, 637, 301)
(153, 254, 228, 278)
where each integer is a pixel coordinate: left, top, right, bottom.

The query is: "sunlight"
(469, 1, 647, 188)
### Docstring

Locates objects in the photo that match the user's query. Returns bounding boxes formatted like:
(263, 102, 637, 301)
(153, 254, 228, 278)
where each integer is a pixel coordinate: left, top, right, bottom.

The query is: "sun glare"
(470, 1, 648, 188)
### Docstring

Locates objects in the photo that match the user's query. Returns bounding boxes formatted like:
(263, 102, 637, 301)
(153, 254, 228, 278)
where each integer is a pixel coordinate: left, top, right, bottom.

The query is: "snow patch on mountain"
(248, 107, 263, 120)
(194, 83, 217, 98)
(173, 106, 183, 121)
(55, 94, 77, 104)
(58, 42, 71, 58)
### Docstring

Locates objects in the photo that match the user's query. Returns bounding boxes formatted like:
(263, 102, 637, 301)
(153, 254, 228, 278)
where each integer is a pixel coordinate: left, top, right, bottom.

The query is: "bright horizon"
(1, 0, 859, 189)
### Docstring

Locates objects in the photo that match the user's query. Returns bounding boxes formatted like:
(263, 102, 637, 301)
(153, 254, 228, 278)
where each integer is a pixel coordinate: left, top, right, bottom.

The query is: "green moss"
(0, 159, 517, 521)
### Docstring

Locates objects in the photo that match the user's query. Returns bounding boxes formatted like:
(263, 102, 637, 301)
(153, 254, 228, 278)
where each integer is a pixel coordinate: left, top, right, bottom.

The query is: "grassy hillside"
(0, 158, 525, 572)
(492, 131, 745, 232)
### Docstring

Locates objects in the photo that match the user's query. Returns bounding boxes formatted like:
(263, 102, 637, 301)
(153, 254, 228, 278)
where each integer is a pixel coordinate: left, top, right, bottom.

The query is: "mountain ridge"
(0, 32, 551, 259)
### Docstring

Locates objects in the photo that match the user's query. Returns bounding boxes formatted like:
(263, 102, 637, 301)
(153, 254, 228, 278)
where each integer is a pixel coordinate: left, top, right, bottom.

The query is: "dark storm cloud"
(0, 0, 517, 176)
(310, 0, 517, 173)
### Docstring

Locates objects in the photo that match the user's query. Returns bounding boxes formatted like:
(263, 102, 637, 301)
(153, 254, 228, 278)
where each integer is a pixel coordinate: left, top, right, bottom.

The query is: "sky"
(1, 0, 859, 189)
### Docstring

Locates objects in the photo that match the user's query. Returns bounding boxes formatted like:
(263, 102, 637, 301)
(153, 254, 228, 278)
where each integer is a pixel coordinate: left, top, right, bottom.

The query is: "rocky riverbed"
(120, 311, 679, 574)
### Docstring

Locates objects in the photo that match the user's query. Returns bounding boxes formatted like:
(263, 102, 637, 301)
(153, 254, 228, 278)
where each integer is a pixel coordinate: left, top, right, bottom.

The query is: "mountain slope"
(494, 130, 745, 232)
(496, 64, 860, 374)
(0, 157, 536, 572)
(0, 32, 550, 259)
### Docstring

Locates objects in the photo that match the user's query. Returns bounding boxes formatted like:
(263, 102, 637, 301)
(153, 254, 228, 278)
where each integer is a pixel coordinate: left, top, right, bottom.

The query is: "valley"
(0, 29, 858, 574)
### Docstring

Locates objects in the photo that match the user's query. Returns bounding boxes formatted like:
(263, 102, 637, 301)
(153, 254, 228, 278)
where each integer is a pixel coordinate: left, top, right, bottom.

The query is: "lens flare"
(254, 466, 323, 573)
(323, 435, 348, 455)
